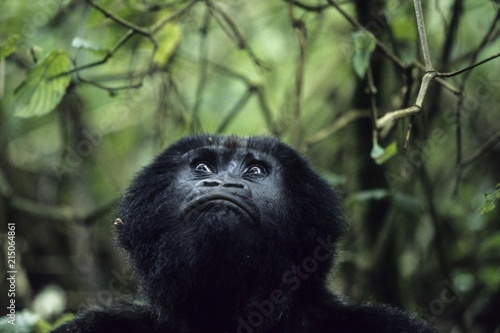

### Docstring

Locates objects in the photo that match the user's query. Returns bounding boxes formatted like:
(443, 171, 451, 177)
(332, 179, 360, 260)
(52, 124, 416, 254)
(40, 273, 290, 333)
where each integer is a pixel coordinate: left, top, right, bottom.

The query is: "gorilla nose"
(198, 180, 245, 188)
(200, 180, 243, 189)
(196, 179, 251, 197)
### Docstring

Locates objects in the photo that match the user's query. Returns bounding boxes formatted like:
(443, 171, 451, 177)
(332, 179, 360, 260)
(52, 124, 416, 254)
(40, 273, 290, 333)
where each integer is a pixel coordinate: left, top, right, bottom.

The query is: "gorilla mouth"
(180, 194, 260, 224)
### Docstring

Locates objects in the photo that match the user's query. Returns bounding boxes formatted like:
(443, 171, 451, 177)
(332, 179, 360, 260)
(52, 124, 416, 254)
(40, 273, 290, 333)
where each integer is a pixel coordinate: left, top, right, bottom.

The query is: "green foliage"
(477, 184, 500, 215)
(0, 1, 499, 332)
(351, 30, 376, 79)
(151, 19, 182, 68)
(0, 34, 20, 60)
(13, 50, 71, 118)
(478, 266, 500, 290)
(35, 314, 75, 333)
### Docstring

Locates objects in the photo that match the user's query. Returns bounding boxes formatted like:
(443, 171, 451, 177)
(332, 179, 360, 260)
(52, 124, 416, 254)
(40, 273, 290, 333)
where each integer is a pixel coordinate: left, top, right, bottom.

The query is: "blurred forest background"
(0, 0, 499, 332)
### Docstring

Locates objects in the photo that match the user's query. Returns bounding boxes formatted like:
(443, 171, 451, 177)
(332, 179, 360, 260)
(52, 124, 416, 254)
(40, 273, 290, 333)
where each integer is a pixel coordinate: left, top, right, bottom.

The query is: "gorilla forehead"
(160, 135, 301, 163)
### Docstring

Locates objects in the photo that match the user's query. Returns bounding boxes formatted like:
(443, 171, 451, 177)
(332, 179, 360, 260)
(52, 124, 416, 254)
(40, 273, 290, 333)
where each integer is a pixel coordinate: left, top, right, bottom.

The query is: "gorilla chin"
(51, 134, 437, 333)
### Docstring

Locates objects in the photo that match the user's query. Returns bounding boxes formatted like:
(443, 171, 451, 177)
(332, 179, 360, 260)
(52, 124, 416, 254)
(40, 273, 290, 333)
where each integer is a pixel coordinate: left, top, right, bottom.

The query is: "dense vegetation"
(0, 1, 499, 332)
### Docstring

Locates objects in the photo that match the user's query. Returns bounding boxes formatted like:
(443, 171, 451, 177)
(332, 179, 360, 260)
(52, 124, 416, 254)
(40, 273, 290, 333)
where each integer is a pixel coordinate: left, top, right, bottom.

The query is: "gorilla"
(52, 134, 436, 333)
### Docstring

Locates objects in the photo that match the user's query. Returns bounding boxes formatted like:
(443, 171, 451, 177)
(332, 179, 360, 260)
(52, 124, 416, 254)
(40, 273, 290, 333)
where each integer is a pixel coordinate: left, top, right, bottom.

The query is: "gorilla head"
(116, 134, 345, 331)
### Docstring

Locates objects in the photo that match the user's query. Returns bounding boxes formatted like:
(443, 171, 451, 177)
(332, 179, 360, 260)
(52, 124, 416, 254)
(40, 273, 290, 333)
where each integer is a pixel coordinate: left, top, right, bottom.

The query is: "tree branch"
(413, 0, 434, 71)
(461, 131, 500, 168)
(437, 53, 500, 78)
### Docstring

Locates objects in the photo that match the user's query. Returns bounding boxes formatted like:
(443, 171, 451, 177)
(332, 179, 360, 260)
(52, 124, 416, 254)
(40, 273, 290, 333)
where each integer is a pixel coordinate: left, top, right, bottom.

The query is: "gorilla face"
(177, 145, 280, 227)
(116, 135, 345, 328)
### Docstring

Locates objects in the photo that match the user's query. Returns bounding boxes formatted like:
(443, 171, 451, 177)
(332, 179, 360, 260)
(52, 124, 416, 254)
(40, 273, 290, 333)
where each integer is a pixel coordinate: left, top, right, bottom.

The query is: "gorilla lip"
(180, 194, 260, 223)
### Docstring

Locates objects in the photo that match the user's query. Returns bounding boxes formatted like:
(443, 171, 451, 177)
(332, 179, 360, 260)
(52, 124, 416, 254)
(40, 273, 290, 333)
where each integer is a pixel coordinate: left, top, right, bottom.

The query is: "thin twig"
(326, 0, 406, 70)
(191, 5, 211, 131)
(366, 66, 378, 126)
(461, 131, 500, 168)
(85, 0, 151, 36)
(209, 62, 275, 133)
(326, 0, 459, 95)
(437, 53, 500, 78)
(452, 11, 499, 193)
(288, 3, 307, 146)
(150, 0, 199, 33)
(440, 0, 464, 70)
(216, 89, 253, 133)
(366, 66, 380, 151)
(207, 0, 267, 70)
(303, 110, 368, 148)
(413, 0, 434, 71)
(412, 61, 460, 94)
(54, 0, 198, 83)
(53, 30, 137, 78)
(287, 0, 329, 12)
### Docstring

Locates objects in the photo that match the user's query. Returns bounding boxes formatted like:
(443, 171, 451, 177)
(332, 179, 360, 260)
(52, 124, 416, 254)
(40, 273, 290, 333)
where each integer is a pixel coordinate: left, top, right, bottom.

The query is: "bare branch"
(209, 62, 276, 133)
(437, 53, 500, 78)
(54, 0, 198, 87)
(413, 61, 460, 94)
(216, 89, 253, 133)
(461, 131, 500, 168)
(288, 2, 308, 146)
(376, 105, 421, 130)
(191, 5, 211, 131)
(303, 110, 368, 148)
(286, 0, 329, 12)
(207, 0, 267, 70)
(325, 0, 459, 96)
(326, 0, 406, 70)
(376, 71, 436, 130)
(414, 71, 437, 108)
(150, 0, 199, 33)
(413, 0, 434, 71)
(85, 0, 151, 36)
(452, 10, 499, 192)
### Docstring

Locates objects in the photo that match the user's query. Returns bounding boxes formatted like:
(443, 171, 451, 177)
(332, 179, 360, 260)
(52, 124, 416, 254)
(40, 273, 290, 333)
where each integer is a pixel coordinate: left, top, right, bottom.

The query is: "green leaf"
(371, 141, 397, 164)
(352, 31, 376, 79)
(152, 21, 182, 68)
(13, 50, 71, 118)
(477, 184, 500, 215)
(0, 34, 20, 60)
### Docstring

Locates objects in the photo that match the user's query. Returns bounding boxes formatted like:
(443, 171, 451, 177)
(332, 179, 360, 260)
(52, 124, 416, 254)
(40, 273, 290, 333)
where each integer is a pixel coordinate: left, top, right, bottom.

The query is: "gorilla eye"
(244, 165, 267, 176)
(194, 162, 213, 174)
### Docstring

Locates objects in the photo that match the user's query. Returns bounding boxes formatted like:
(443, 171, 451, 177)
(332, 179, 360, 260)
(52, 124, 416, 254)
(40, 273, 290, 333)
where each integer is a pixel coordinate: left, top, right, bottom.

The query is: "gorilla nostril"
(223, 183, 245, 189)
(202, 181, 221, 187)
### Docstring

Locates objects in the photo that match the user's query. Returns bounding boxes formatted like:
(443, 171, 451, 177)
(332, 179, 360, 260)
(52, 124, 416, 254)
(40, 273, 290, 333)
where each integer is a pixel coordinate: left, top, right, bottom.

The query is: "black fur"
(52, 135, 436, 333)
